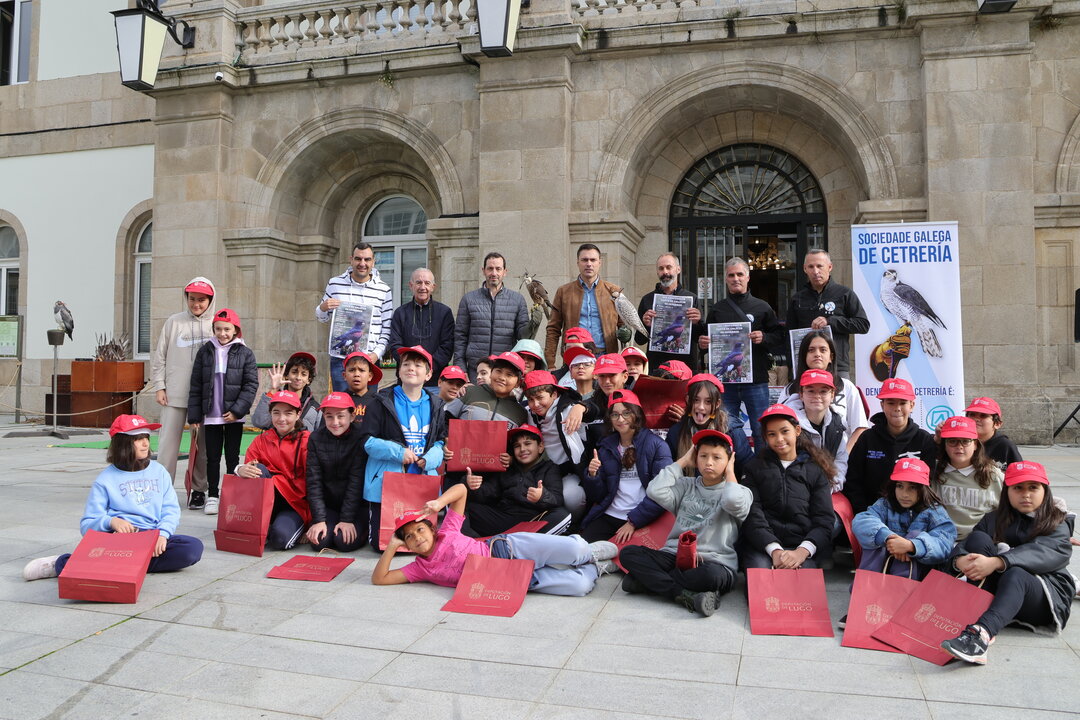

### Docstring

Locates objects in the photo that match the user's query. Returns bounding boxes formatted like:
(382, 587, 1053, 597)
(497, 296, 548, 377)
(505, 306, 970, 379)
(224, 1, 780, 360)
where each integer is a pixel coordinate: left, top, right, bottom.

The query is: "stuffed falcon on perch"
(54, 300, 74, 340)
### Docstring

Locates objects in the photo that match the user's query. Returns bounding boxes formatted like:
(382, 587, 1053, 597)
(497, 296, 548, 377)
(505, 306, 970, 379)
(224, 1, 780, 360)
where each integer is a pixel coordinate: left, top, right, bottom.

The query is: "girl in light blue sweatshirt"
(22, 415, 203, 582)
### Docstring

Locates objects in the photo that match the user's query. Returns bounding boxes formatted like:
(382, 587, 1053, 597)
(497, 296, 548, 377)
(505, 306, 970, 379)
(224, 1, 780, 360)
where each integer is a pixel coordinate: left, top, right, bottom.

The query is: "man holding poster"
(636, 253, 705, 373)
(851, 222, 964, 431)
(703, 258, 784, 458)
(786, 250, 869, 379)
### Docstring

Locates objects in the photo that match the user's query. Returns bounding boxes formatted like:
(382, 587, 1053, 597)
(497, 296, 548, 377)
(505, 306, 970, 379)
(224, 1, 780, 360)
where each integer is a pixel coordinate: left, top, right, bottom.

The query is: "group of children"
(21, 293, 1076, 666)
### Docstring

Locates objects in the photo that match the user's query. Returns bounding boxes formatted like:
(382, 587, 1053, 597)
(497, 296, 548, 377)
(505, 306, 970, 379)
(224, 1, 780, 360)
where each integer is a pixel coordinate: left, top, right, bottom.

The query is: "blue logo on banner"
(926, 405, 954, 430)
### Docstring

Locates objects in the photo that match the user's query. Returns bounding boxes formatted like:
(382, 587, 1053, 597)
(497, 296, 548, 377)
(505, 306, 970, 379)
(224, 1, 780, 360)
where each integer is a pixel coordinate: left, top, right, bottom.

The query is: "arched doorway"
(669, 143, 827, 318)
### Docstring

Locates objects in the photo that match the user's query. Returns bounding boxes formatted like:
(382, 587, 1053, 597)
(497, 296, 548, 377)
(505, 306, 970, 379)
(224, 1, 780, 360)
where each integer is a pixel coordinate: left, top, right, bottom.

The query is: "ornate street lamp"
(111, 0, 195, 91)
(476, 0, 522, 57)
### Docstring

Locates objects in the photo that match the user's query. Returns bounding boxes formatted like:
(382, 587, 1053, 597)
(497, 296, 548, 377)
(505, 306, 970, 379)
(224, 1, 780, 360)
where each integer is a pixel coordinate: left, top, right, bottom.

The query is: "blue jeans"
(329, 356, 346, 392)
(722, 382, 771, 459)
(489, 532, 599, 596)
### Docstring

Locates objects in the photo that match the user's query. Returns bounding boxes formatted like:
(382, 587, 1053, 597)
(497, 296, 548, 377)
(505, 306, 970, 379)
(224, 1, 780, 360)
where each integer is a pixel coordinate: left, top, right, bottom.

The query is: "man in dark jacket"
(702, 258, 785, 459)
(454, 252, 529, 380)
(636, 252, 705, 373)
(786, 249, 870, 379)
(388, 267, 455, 386)
(844, 378, 937, 513)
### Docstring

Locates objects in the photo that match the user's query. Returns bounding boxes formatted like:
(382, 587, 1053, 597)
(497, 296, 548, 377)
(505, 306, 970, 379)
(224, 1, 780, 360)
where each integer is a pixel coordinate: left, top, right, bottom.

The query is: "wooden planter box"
(71, 392, 134, 428)
(70, 361, 145, 393)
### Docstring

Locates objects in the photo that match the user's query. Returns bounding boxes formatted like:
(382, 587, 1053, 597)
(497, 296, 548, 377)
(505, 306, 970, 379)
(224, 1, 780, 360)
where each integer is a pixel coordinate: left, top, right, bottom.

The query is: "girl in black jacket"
(738, 404, 837, 570)
(941, 461, 1075, 665)
(188, 309, 258, 513)
(305, 393, 368, 552)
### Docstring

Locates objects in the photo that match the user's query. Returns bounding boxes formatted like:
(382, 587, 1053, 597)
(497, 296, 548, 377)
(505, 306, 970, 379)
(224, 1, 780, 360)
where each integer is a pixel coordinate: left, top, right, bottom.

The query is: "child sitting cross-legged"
(619, 430, 752, 617)
(462, 425, 570, 537)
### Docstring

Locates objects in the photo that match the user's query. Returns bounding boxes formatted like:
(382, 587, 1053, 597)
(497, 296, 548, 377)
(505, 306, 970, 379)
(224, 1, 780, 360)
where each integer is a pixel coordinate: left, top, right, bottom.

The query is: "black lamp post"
(111, 0, 195, 91)
(477, 0, 522, 57)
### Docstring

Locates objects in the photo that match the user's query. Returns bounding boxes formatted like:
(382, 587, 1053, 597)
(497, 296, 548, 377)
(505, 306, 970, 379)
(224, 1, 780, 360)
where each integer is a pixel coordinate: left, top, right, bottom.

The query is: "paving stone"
(220, 634, 397, 681)
(542, 668, 736, 720)
(732, 685, 931, 720)
(406, 627, 579, 668)
(325, 684, 537, 719)
(369, 653, 558, 702)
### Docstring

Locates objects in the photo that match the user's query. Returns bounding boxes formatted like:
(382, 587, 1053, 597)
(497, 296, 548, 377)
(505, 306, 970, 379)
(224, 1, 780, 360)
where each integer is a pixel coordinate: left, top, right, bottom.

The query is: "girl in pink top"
(371, 483, 617, 596)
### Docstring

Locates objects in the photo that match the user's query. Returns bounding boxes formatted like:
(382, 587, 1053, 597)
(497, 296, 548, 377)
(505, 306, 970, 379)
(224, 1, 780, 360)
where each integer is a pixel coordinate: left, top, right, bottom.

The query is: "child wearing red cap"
(581, 389, 673, 543)
(843, 378, 937, 514)
(444, 352, 529, 429)
(964, 397, 1022, 470)
(941, 462, 1075, 665)
(620, 430, 752, 617)
(23, 415, 203, 582)
(462, 425, 571, 536)
(738, 405, 837, 570)
(931, 416, 1003, 541)
(150, 276, 216, 510)
(251, 351, 320, 433)
(851, 458, 956, 579)
(436, 366, 468, 403)
(187, 308, 259, 516)
(234, 391, 311, 550)
(305, 393, 369, 551)
(788, 369, 849, 489)
(665, 374, 729, 473)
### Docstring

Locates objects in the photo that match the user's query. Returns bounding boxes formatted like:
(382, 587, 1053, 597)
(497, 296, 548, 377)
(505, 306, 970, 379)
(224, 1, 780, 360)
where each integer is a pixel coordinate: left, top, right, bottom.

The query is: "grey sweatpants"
(158, 404, 207, 494)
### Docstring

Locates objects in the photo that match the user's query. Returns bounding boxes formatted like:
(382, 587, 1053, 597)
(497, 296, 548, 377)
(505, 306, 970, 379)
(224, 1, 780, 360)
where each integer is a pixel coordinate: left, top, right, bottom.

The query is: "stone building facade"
(2, 0, 1080, 442)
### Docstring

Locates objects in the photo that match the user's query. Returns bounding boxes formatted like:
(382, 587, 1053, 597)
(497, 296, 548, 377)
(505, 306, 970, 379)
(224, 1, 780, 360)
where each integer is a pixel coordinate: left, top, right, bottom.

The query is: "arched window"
(0, 225, 19, 315)
(669, 143, 827, 318)
(362, 196, 428, 306)
(133, 222, 152, 355)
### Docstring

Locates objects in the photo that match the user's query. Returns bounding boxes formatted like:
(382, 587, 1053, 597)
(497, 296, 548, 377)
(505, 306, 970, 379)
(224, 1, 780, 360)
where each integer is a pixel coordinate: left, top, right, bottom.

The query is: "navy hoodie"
(843, 411, 936, 513)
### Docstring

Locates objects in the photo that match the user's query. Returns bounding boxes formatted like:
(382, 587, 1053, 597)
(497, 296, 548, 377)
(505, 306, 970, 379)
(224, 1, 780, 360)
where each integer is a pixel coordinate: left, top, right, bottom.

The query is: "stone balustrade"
(234, 0, 477, 62)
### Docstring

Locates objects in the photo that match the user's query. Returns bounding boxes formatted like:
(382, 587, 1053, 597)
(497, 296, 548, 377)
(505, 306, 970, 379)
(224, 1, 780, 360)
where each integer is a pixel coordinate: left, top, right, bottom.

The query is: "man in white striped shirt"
(316, 242, 393, 391)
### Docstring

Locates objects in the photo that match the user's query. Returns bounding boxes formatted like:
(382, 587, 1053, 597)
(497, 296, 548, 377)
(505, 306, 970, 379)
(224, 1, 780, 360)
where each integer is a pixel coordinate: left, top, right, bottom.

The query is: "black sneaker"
(621, 574, 646, 594)
(188, 491, 206, 510)
(941, 624, 990, 665)
(838, 614, 847, 630)
(693, 591, 719, 617)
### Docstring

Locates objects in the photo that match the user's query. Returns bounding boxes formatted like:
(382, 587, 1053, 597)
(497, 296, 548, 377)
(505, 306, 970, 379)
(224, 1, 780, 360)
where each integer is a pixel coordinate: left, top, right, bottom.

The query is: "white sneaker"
(23, 555, 60, 581)
(204, 497, 220, 515)
(594, 559, 619, 576)
(588, 540, 619, 564)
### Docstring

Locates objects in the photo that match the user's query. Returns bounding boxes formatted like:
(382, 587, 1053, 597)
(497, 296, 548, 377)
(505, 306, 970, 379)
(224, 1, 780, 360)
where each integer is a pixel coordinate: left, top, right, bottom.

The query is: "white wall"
(0, 144, 154, 358)
(37, 0, 129, 81)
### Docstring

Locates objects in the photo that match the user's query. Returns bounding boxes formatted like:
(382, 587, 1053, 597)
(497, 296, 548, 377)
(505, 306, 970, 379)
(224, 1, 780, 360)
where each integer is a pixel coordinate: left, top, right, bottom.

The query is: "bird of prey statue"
(611, 290, 648, 339)
(520, 270, 555, 319)
(54, 301, 74, 340)
(879, 269, 946, 358)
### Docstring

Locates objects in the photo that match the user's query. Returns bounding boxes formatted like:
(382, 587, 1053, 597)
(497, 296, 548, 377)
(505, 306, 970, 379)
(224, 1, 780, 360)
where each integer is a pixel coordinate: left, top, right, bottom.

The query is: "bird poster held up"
(328, 301, 373, 359)
(649, 294, 693, 355)
(708, 322, 752, 383)
(851, 221, 964, 429)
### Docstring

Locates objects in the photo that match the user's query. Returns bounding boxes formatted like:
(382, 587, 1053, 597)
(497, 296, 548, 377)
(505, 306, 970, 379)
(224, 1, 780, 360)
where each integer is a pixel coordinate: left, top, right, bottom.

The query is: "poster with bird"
(328, 302, 373, 359)
(708, 322, 752, 383)
(649, 294, 693, 355)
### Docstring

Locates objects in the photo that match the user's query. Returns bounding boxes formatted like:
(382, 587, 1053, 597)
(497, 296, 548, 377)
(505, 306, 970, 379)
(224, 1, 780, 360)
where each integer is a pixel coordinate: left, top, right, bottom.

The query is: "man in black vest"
(702, 257, 784, 459)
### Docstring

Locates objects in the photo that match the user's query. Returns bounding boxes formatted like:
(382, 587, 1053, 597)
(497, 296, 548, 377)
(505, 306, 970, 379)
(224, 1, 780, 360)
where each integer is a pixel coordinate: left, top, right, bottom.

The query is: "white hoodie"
(149, 276, 218, 407)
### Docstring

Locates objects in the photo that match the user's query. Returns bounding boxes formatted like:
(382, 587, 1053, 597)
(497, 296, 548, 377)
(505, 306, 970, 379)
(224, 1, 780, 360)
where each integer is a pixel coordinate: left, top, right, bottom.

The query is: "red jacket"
(244, 428, 311, 525)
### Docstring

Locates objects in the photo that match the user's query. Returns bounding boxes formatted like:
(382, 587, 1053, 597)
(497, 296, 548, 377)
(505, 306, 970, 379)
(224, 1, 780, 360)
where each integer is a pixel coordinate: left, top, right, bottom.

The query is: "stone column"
(428, 215, 481, 309)
(919, 13, 1038, 435)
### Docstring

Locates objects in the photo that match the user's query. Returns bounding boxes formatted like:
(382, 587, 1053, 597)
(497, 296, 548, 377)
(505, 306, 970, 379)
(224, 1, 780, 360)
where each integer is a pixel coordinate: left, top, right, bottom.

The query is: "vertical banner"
(851, 222, 964, 429)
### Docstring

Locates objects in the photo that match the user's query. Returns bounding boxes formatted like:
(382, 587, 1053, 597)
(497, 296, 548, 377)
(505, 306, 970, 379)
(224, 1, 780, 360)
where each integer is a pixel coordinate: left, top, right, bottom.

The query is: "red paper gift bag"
(747, 568, 834, 637)
(441, 553, 535, 617)
(675, 531, 698, 570)
(214, 530, 265, 557)
(476, 521, 548, 540)
(218, 474, 275, 535)
(379, 471, 443, 551)
(611, 511, 676, 572)
(871, 569, 993, 665)
(266, 555, 355, 582)
(445, 419, 508, 472)
(58, 529, 159, 603)
(841, 568, 919, 652)
(831, 492, 861, 566)
(631, 376, 688, 429)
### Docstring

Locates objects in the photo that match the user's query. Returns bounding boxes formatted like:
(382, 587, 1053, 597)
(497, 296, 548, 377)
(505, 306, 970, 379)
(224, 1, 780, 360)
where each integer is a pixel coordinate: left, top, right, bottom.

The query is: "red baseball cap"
(267, 390, 301, 409)
(184, 279, 214, 296)
(319, 392, 356, 411)
(692, 429, 733, 448)
(343, 351, 383, 385)
(212, 308, 242, 337)
(965, 397, 1002, 418)
(621, 347, 648, 362)
(1004, 461, 1049, 486)
(508, 424, 543, 443)
(657, 360, 692, 380)
(491, 351, 526, 374)
(595, 354, 628, 375)
(393, 510, 431, 532)
(890, 457, 931, 486)
(687, 373, 724, 393)
(524, 370, 560, 390)
(109, 414, 161, 437)
(608, 388, 642, 409)
(939, 416, 978, 439)
(759, 403, 798, 423)
(397, 345, 433, 368)
(563, 346, 596, 366)
(877, 378, 915, 401)
(799, 369, 835, 389)
(564, 326, 594, 345)
(440, 365, 468, 382)
(287, 351, 317, 370)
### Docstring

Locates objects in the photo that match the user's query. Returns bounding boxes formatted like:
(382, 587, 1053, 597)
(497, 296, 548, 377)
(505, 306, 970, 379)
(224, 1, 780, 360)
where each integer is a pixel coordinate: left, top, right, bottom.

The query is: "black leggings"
(580, 513, 628, 543)
(965, 530, 1053, 636)
(620, 545, 736, 598)
(202, 422, 243, 498)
